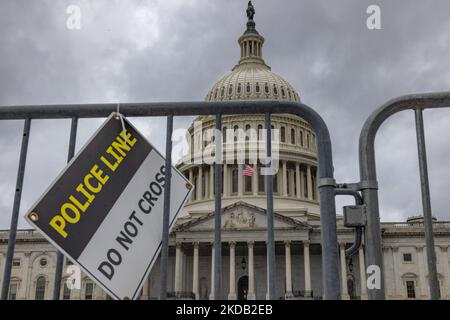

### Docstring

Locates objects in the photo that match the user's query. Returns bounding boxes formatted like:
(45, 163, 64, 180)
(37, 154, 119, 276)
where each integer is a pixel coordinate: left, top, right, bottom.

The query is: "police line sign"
(25, 113, 193, 300)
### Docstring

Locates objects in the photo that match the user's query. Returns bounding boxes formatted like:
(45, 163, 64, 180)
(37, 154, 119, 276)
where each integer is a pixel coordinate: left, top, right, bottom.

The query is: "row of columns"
(339, 242, 368, 300)
(240, 39, 261, 58)
(0, 251, 109, 300)
(174, 240, 312, 300)
(387, 245, 450, 299)
(187, 161, 317, 202)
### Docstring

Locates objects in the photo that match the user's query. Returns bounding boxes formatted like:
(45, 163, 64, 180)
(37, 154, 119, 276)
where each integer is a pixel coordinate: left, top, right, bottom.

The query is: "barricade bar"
(0, 99, 341, 300)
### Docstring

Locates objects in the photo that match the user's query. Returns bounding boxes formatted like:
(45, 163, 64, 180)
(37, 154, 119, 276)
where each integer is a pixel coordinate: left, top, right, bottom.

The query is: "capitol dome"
(177, 3, 320, 222)
(205, 16, 300, 103)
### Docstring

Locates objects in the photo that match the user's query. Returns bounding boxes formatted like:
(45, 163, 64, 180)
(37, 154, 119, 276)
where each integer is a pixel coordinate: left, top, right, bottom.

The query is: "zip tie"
(116, 103, 128, 145)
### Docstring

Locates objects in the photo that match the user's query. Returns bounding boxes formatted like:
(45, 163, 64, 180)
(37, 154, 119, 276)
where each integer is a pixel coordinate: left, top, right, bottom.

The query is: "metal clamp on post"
(359, 180, 378, 190)
(343, 205, 367, 228)
(334, 187, 365, 258)
(318, 178, 336, 188)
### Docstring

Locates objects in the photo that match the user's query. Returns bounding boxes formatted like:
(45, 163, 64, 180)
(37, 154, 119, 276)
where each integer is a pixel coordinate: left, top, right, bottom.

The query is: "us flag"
(242, 164, 255, 176)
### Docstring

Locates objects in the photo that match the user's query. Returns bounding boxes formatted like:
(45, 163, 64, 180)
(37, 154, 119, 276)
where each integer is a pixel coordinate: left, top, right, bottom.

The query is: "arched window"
(306, 133, 310, 149)
(245, 124, 251, 141)
(244, 165, 252, 193)
(62, 282, 71, 300)
(288, 89, 292, 99)
(299, 131, 304, 147)
(273, 172, 279, 193)
(84, 282, 94, 300)
(264, 83, 269, 94)
(228, 84, 233, 95)
(214, 88, 218, 99)
(293, 171, 297, 195)
(8, 281, 19, 300)
(258, 168, 265, 193)
(223, 127, 227, 142)
(246, 83, 251, 93)
(231, 168, 238, 194)
(220, 87, 225, 97)
(255, 82, 260, 93)
(406, 280, 416, 299)
(273, 84, 278, 95)
(234, 125, 239, 142)
(35, 276, 46, 300)
(290, 128, 295, 144)
(280, 126, 286, 143)
(281, 87, 286, 97)
(237, 83, 242, 94)
(201, 174, 206, 198)
(286, 172, 290, 195)
(258, 124, 263, 140)
(193, 176, 198, 200)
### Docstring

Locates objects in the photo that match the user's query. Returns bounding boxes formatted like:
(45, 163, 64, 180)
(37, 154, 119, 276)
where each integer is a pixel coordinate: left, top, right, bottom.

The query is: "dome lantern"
(237, 1, 266, 66)
(205, 2, 301, 103)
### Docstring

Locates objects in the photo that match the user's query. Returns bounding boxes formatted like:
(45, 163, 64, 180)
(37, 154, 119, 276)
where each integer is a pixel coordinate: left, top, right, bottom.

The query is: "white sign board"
(25, 113, 193, 300)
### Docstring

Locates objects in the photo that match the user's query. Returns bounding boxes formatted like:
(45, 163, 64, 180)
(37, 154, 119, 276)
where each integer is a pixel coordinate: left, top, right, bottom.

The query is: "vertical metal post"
(361, 186, 385, 299)
(214, 113, 222, 299)
(159, 115, 173, 300)
(265, 113, 276, 300)
(414, 108, 440, 300)
(52, 117, 78, 300)
(1, 118, 31, 300)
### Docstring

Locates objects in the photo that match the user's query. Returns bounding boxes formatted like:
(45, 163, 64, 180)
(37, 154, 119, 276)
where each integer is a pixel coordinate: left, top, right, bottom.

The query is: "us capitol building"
(1, 4, 450, 300)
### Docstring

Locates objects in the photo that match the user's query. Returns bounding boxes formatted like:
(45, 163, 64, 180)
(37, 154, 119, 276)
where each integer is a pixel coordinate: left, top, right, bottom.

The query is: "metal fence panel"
(0, 100, 341, 300)
(359, 92, 450, 300)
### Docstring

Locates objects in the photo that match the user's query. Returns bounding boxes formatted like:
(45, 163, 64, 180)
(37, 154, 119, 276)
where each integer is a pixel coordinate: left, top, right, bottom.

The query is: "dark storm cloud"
(0, 0, 449, 228)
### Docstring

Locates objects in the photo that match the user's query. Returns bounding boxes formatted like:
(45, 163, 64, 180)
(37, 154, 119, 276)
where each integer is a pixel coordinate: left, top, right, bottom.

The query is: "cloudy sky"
(1, 0, 450, 229)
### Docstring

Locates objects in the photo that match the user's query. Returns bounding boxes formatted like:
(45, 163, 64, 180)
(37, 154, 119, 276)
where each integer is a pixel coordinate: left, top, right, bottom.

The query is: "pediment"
(173, 201, 311, 232)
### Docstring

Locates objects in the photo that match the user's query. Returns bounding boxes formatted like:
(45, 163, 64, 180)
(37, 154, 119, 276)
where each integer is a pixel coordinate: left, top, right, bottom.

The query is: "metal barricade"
(0, 100, 341, 300)
(358, 92, 450, 300)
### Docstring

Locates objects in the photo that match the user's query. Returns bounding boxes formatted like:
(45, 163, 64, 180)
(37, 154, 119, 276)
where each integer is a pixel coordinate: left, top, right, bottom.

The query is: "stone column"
(193, 242, 199, 300)
(417, 245, 428, 299)
(440, 246, 450, 298)
(209, 165, 214, 199)
(228, 242, 237, 300)
(307, 165, 313, 200)
(252, 163, 258, 196)
(197, 166, 203, 200)
(0, 253, 4, 294)
(94, 284, 103, 300)
(247, 241, 256, 300)
(300, 169, 305, 199)
(204, 170, 209, 200)
(289, 170, 295, 197)
(282, 161, 288, 196)
(189, 169, 194, 201)
(303, 240, 311, 296)
(209, 243, 215, 300)
(25, 252, 34, 299)
(295, 163, 301, 199)
(359, 246, 368, 299)
(174, 243, 183, 294)
(285, 241, 293, 298)
(238, 163, 243, 196)
(19, 252, 32, 299)
(340, 242, 349, 299)
(141, 277, 149, 300)
(223, 164, 228, 196)
(391, 246, 401, 299)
